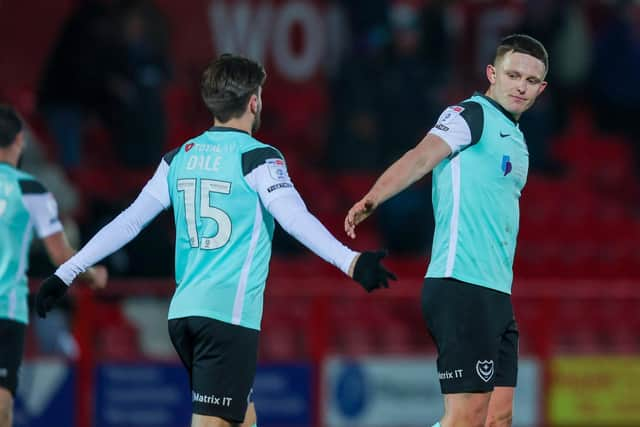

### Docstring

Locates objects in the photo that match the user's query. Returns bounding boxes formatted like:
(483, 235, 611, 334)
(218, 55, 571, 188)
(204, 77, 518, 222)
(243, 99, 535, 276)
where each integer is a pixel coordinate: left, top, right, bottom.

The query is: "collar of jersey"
(473, 92, 518, 125)
(0, 161, 14, 168)
(207, 126, 250, 135)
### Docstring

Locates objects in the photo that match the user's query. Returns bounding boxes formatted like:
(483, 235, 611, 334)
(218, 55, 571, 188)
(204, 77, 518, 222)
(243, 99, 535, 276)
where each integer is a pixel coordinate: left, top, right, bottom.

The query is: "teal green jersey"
(426, 93, 529, 294)
(0, 163, 63, 323)
(164, 128, 290, 330)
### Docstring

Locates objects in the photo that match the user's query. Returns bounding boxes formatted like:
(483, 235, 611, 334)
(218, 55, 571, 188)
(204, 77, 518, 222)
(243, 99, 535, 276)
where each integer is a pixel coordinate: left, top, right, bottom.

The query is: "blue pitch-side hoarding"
(95, 363, 191, 427)
(253, 363, 312, 427)
(12, 361, 311, 426)
(13, 361, 75, 427)
(323, 356, 540, 427)
(95, 362, 312, 427)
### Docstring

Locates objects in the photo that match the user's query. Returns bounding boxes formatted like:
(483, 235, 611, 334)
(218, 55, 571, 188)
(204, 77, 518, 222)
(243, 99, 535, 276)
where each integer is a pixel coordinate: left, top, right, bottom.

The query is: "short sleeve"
(428, 102, 484, 156)
(19, 179, 63, 238)
(242, 146, 297, 208)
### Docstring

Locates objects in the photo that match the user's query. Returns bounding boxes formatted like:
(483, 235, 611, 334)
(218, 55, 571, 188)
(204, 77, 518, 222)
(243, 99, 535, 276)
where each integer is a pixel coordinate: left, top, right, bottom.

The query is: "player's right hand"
(345, 197, 377, 239)
(351, 250, 397, 292)
(36, 275, 69, 318)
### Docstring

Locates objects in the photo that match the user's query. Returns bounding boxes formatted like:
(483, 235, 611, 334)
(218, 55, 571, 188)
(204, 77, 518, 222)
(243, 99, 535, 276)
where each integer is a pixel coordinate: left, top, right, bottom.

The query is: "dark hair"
(201, 54, 267, 122)
(495, 34, 548, 74)
(0, 105, 23, 148)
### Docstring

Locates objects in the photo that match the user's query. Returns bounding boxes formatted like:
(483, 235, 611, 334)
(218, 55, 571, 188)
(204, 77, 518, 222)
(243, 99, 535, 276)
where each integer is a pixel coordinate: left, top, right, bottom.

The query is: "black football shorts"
(0, 319, 26, 396)
(168, 316, 259, 422)
(422, 277, 518, 394)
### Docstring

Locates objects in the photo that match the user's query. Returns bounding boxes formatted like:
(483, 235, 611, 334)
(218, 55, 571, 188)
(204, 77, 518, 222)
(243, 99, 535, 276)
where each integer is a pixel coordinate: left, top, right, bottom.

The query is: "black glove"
(352, 250, 397, 292)
(36, 275, 69, 318)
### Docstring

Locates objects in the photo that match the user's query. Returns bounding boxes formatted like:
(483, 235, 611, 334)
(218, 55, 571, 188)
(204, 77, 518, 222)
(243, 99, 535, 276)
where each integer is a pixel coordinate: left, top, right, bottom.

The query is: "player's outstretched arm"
(36, 157, 172, 318)
(36, 191, 165, 318)
(264, 191, 396, 291)
(345, 133, 451, 239)
(246, 149, 397, 291)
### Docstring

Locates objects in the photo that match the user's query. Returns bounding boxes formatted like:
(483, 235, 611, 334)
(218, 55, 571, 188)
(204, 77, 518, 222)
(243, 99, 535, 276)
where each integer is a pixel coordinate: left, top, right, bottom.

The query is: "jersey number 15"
(177, 178, 231, 250)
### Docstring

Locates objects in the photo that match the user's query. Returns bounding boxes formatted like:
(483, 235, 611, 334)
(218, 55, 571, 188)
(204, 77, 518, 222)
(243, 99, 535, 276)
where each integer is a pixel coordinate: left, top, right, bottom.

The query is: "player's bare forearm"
(366, 151, 425, 206)
(43, 231, 76, 267)
(345, 134, 450, 238)
(79, 265, 108, 289)
(369, 134, 451, 205)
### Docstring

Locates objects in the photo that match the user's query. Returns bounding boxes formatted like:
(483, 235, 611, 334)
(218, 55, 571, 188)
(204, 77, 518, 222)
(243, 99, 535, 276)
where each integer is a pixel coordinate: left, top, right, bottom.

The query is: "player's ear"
(249, 94, 259, 115)
(537, 80, 548, 95)
(486, 64, 497, 84)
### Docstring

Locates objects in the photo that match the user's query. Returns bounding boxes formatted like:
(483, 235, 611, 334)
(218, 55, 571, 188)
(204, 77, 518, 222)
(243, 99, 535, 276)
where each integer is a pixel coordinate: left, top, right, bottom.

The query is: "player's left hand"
(36, 275, 69, 318)
(351, 250, 397, 292)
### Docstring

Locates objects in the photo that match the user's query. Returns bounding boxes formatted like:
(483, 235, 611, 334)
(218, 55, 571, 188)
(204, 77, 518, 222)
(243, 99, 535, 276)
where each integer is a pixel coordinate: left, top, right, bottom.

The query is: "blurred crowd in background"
(1, 0, 639, 279)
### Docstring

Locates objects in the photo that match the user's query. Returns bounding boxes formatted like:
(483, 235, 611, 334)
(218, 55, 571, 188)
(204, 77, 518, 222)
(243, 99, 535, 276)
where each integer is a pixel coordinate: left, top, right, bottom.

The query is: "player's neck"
(213, 118, 252, 135)
(0, 149, 18, 167)
(484, 89, 521, 121)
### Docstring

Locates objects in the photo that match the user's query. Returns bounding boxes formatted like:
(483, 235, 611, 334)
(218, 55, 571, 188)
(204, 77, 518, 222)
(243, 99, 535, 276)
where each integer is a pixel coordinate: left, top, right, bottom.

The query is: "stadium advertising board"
(95, 362, 311, 427)
(549, 356, 640, 425)
(13, 360, 75, 427)
(95, 364, 191, 427)
(253, 363, 312, 426)
(323, 356, 540, 427)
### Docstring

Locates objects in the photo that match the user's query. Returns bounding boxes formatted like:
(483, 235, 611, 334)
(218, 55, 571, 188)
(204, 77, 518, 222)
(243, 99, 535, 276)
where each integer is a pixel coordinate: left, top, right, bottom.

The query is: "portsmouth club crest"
(476, 360, 494, 383)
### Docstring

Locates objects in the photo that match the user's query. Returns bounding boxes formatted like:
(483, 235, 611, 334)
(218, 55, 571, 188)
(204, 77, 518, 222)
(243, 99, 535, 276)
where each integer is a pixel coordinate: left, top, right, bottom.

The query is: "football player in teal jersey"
(345, 35, 548, 427)
(0, 105, 107, 427)
(36, 54, 395, 427)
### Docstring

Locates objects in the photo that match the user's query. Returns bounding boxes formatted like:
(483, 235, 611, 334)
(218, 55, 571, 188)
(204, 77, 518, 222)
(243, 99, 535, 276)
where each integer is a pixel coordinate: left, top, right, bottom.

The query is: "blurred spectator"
(548, 0, 591, 102)
(37, 0, 171, 170)
(327, 52, 383, 172)
(419, 0, 452, 77)
(377, 2, 446, 165)
(338, 0, 389, 57)
(516, 0, 590, 175)
(590, 0, 640, 175)
(108, 0, 172, 168)
(326, 2, 389, 172)
(37, 0, 121, 169)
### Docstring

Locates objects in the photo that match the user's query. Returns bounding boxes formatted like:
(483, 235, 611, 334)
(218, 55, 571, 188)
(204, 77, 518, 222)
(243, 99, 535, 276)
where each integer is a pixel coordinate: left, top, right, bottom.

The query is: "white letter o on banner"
(272, 1, 324, 81)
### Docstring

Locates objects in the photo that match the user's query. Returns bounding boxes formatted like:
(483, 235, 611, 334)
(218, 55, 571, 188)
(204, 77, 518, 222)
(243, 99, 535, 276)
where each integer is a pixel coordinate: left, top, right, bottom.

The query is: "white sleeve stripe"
(428, 108, 473, 155)
(22, 193, 63, 238)
(38, 226, 64, 239)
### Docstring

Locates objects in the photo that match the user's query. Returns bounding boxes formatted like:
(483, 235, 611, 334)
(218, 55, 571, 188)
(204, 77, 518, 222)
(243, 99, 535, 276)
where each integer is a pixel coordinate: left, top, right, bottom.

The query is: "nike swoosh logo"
(500, 132, 510, 138)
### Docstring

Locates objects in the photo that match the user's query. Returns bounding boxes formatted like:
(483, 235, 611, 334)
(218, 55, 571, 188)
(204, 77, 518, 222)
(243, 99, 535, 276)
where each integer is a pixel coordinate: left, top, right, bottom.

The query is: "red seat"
(93, 303, 140, 360)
